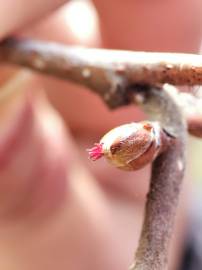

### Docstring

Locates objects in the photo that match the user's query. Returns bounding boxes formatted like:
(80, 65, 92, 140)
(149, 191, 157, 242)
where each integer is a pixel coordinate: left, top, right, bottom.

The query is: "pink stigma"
(87, 143, 104, 161)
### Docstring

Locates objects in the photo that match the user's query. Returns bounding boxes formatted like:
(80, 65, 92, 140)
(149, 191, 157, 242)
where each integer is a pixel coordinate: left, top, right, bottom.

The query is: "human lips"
(0, 91, 70, 218)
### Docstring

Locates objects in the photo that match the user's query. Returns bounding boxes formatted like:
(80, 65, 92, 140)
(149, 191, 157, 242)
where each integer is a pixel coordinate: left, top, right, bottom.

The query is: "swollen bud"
(87, 121, 169, 171)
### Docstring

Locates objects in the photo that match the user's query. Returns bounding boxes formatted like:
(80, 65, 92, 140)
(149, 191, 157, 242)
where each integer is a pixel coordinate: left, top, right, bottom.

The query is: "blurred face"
(0, 1, 200, 268)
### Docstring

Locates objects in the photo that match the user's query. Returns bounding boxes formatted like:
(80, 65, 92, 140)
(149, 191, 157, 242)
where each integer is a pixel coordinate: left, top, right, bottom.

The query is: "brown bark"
(129, 86, 186, 270)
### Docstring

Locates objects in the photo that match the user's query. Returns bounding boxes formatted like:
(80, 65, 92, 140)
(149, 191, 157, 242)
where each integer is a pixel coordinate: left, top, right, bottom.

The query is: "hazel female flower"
(88, 121, 171, 171)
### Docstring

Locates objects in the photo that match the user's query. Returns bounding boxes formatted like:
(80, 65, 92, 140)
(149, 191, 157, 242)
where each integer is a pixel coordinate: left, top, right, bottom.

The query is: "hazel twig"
(88, 85, 186, 270)
(0, 37, 198, 270)
(1, 37, 202, 137)
(128, 85, 186, 270)
(1, 37, 202, 109)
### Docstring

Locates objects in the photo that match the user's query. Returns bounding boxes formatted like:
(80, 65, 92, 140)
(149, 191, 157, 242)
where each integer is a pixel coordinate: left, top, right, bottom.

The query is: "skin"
(0, 1, 201, 269)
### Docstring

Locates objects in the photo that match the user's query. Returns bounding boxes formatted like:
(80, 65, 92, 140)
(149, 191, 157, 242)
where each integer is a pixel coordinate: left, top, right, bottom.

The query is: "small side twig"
(129, 85, 186, 270)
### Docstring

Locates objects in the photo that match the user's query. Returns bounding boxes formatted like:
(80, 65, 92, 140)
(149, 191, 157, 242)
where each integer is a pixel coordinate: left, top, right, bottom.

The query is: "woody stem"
(129, 85, 186, 270)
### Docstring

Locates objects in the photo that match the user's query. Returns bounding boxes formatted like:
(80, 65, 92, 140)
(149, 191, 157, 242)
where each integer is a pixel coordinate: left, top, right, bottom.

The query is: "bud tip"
(87, 143, 104, 161)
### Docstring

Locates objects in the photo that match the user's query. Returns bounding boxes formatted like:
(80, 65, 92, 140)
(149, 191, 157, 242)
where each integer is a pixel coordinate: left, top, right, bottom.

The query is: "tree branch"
(129, 85, 186, 270)
(0, 37, 197, 270)
(1, 38, 202, 137)
(1, 37, 202, 109)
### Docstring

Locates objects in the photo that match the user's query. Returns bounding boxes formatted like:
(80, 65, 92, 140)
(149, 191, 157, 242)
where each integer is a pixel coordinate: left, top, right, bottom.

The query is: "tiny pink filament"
(87, 143, 104, 161)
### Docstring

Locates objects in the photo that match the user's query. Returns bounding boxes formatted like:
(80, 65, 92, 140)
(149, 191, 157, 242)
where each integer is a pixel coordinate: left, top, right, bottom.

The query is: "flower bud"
(88, 121, 164, 171)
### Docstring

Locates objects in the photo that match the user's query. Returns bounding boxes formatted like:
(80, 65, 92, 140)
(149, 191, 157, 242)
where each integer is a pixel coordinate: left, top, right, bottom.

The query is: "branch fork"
(0, 37, 201, 270)
(88, 85, 186, 270)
